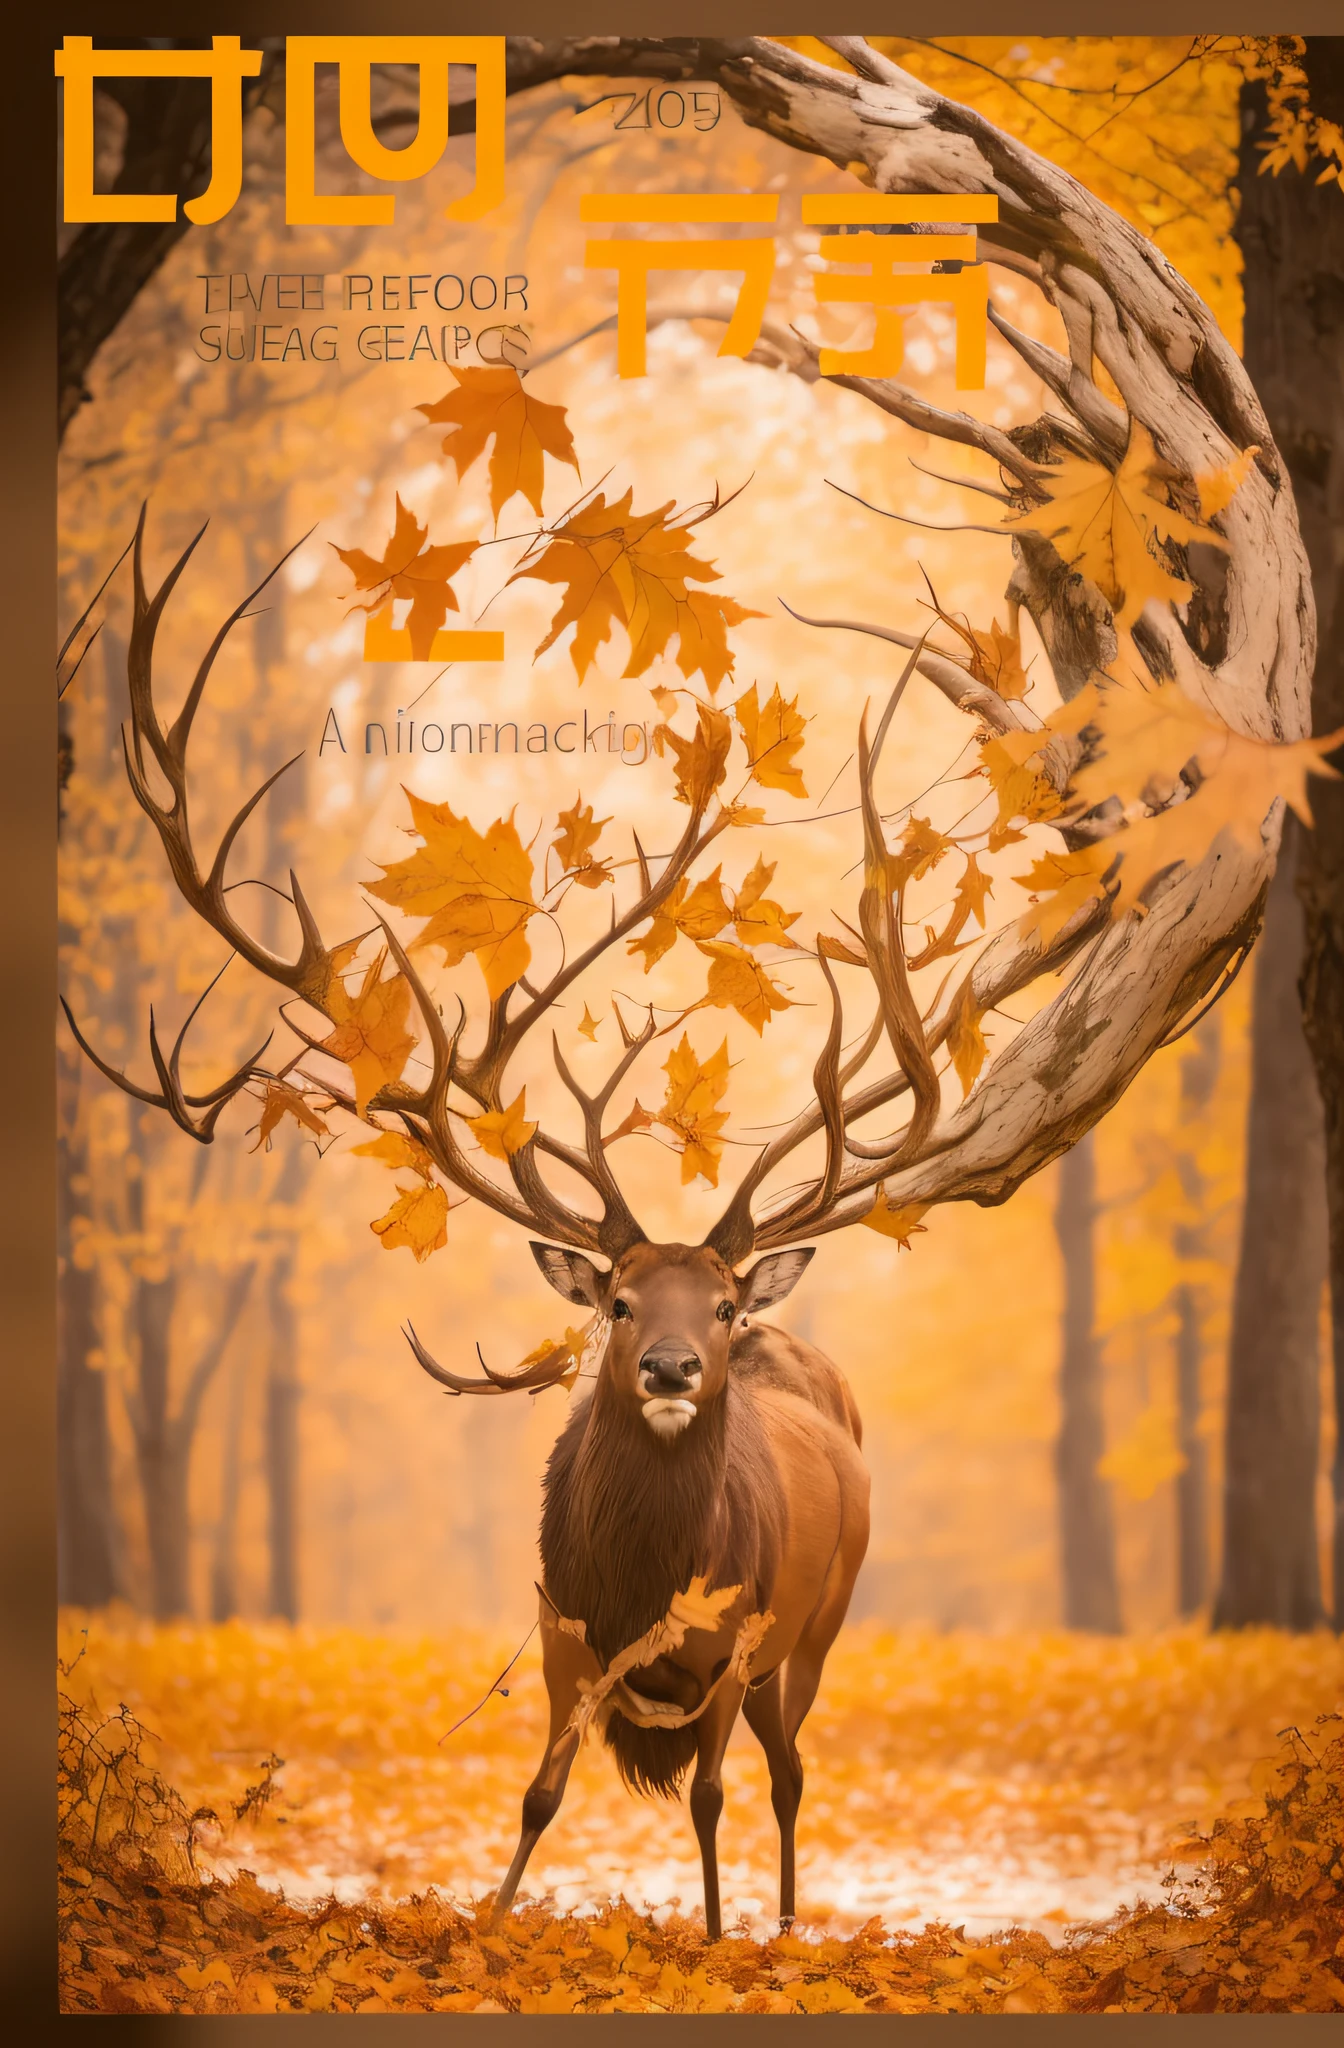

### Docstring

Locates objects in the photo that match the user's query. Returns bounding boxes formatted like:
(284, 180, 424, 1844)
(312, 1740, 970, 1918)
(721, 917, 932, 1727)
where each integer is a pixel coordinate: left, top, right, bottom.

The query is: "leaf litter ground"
(58, 1615, 1344, 2013)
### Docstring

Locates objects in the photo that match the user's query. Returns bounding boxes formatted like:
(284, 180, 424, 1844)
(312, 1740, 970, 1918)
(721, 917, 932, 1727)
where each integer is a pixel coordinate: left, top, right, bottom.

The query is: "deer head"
(526, 1241, 813, 1439)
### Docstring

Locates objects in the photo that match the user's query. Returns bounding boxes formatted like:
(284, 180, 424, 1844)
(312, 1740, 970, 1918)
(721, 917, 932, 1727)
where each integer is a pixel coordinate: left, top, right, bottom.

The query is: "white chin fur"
(642, 1398, 697, 1439)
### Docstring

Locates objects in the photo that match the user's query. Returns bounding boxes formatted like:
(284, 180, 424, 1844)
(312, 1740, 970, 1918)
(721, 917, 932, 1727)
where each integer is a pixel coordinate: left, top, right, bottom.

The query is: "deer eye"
(612, 1298, 632, 1321)
(716, 1300, 734, 1323)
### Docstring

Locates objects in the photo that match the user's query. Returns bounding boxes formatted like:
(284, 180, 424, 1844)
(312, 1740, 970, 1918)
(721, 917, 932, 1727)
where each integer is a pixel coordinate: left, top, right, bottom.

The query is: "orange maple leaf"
(655, 1035, 731, 1186)
(552, 798, 613, 889)
(418, 365, 579, 521)
(628, 868, 731, 972)
(732, 856, 801, 951)
(319, 943, 416, 1116)
(333, 496, 478, 661)
(695, 940, 793, 1034)
(654, 702, 733, 812)
(370, 1181, 449, 1262)
(251, 1080, 329, 1153)
(733, 683, 808, 796)
(863, 1189, 930, 1247)
(511, 489, 762, 689)
(367, 791, 537, 1001)
(467, 1089, 538, 1160)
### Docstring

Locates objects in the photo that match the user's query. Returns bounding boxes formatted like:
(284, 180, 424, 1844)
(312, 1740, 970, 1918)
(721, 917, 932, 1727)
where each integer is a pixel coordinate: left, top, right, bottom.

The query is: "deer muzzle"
(638, 1342, 702, 1436)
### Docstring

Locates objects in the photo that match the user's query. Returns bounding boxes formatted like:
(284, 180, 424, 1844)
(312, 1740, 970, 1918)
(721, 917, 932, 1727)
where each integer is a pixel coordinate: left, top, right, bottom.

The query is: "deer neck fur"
(539, 1354, 783, 1670)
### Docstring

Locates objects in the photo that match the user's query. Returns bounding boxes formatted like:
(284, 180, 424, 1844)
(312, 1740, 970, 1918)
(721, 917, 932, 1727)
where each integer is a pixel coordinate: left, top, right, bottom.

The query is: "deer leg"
(491, 1622, 593, 1924)
(688, 1676, 745, 1943)
(742, 1670, 803, 1925)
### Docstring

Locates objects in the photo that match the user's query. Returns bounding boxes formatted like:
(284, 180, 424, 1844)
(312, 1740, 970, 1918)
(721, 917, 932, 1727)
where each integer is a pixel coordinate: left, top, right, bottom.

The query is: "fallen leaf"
(370, 1181, 449, 1261)
(467, 1089, 538, 1160)
(734, 683, 808, 795)
(578, 1005, 602, 1041)
(333, 496, 478, 660)
(418, 365, 578, 520)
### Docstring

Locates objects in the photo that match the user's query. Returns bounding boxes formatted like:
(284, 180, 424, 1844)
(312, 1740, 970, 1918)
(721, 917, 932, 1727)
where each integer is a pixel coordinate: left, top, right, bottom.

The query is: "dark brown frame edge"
(9, 1, 1344, 2038)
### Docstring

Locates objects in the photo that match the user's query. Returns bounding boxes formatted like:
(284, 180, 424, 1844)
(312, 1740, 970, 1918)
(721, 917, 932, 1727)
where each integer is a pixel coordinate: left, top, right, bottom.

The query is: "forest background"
(52, 31, 1344, 1984)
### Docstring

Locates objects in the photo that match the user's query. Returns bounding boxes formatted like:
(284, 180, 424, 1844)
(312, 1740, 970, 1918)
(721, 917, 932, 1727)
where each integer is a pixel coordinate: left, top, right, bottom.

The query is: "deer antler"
(67, 512, 747, 1263)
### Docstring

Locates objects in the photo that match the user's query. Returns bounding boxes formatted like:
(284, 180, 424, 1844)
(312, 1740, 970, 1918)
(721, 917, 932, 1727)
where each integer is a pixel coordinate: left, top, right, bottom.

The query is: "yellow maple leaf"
(655, 1035, 731, 1186)
(956, 851, 993, 930)
(946, 981, 989, 1098)
(1195, 444, 1260, 521)
(552, 797, 612, 888)
(863, 1189, 930, 1247)
(251, 1080, 329, 1153)
(734, 683, 808, 796)
(1014, 842, 1115, 944)
(928, 596, 1031, 700)
(367, 791, 537, 1001)
(320, 944, 416, 1116)
(888, 815, 953, 891)
(370, 1181, 449, 1261)
(979, 730, 1065, 844)
(1006, 422, 1215, 628)
(511, 489, 762, 689)
(333, 495, 478, 660)
(417, 365, 579, 520)
(467, 1089, 538, 1160)
(351, 1129, 436, 1180)
(732, 855, 802, 951)
(696, 940, 793, 1034)
(1023, 677, 1343, 927)
(578, 1004, 602, 1041)
(654, 702, 733, 811)
(628, 869, 732, 971)
(667, 1574, 741, 1633)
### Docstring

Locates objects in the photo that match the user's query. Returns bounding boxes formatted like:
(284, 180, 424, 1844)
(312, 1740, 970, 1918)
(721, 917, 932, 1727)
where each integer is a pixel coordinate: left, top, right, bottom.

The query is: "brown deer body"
(488, 1239, 869, 1937)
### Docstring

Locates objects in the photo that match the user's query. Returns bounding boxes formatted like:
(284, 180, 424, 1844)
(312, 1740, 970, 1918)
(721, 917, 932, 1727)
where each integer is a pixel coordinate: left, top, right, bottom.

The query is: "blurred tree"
(1171, 1017, 1221, 1618)
(1213, 46, 1342, 1627)
(1250, 41, 1344, 1628)
(1213, 817, 1328, 1629)
(1055, 1133, 1123, 1633)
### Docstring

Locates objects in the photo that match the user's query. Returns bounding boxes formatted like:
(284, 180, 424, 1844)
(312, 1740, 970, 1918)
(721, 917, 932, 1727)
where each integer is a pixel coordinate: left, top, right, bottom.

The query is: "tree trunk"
(56, 1048, 120, 1609)
(264, 1259, 300, 1623)
(1173, 1283, 1209, 1619)
(1245, 42, 1344, 1628)
(1054, 1131, 1123, 1632)
(1213, 813, 1328, 1628)
(133, 1271, 191, 1620)
(1171, 1018, 1220, 1619)
(209, 1340, 247, 1623)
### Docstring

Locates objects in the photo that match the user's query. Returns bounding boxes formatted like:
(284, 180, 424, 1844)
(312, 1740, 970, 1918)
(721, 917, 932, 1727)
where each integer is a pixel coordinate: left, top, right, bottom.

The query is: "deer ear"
(738, 1248, 814, 1314)
(530, 1242, 605, 1307)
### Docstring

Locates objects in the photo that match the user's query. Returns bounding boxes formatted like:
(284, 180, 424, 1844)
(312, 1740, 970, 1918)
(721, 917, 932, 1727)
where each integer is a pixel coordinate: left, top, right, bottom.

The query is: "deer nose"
(639, 1342, 700, 1395)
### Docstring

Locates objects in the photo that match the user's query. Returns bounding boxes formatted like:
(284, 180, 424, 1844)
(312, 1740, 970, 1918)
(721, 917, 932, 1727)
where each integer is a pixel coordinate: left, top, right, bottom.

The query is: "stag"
(68, 261, 1296, 1932)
